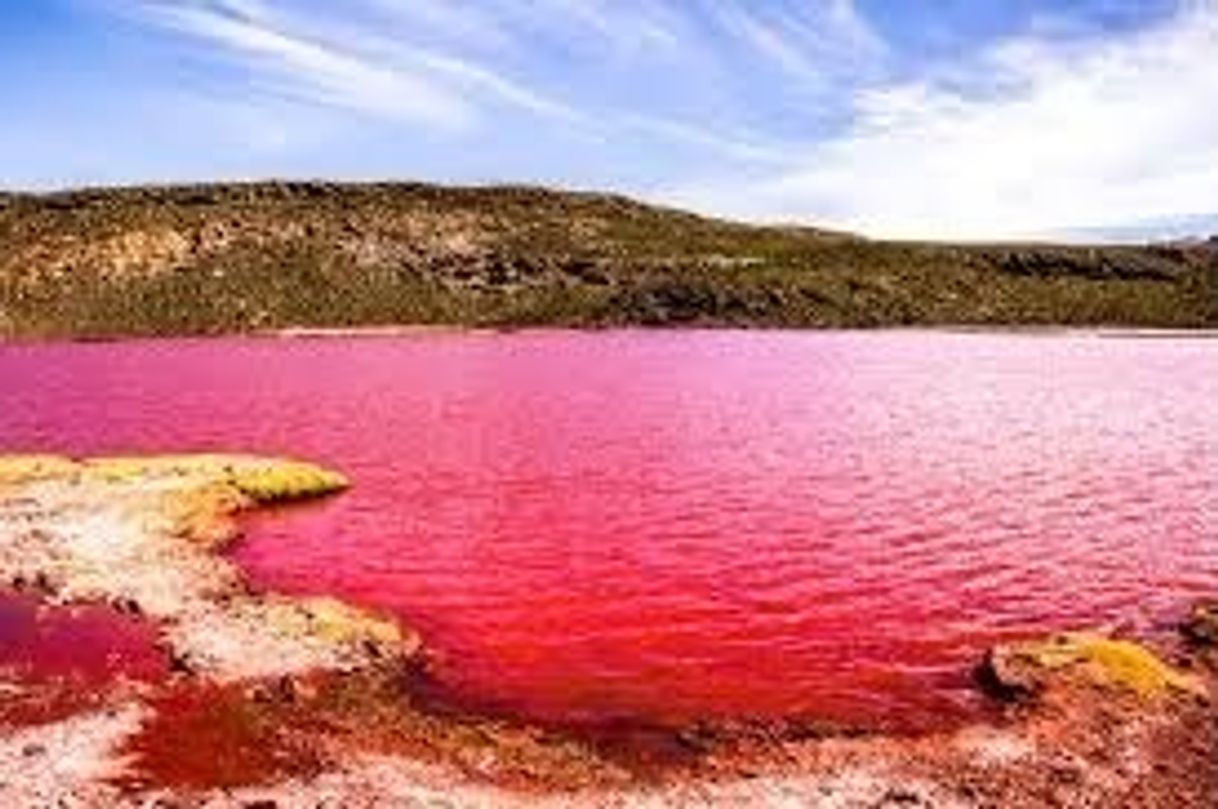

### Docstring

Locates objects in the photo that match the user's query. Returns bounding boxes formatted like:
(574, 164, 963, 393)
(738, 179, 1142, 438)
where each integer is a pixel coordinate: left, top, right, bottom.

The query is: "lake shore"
(265, 324, 1218, 340)
(4, 323, 1218, 351)
(3, 454, 1217, 806)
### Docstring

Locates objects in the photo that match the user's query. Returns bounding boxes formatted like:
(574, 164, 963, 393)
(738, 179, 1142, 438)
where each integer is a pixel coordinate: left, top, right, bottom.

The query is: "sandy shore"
(2, 454, 1217, 807)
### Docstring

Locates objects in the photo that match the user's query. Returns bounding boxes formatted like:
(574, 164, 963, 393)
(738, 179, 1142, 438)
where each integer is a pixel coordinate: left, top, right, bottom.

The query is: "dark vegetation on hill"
(0, 182, 1215, 338)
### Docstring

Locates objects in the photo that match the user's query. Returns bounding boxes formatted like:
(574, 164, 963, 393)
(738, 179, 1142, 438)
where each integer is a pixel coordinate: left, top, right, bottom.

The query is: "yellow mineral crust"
(265, 596, 414, 653)
(1, 454, 348, 500)
(0, 454, 82, 486)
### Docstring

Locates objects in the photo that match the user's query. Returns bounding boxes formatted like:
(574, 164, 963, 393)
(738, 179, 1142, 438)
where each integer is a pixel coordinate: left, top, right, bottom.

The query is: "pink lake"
(1, 330, 1215, 730)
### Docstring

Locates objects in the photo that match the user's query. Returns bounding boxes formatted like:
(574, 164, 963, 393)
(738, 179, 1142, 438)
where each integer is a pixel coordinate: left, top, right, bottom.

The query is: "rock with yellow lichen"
(978, 632, 1206, 702)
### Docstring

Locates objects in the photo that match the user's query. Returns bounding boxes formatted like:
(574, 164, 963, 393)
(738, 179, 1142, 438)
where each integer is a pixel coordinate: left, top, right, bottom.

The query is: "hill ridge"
(1, 181, 1214, 338)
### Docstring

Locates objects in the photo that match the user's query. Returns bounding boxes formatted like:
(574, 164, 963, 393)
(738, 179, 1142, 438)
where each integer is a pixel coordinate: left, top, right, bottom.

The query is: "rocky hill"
(1, 182, 1214, 338)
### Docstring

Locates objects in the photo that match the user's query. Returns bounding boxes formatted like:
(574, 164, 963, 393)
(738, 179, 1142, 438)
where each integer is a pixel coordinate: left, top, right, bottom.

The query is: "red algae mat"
(0, 590, 166, 685)
(2, 330, 1216, 731)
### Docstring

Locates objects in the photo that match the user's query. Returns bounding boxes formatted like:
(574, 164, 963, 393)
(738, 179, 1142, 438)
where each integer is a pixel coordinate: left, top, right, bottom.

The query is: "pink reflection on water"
(1, 330, 1216, 729)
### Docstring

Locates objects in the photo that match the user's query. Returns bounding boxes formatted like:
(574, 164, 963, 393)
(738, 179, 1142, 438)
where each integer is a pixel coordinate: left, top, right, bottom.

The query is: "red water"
(2, 330, 1216, 730)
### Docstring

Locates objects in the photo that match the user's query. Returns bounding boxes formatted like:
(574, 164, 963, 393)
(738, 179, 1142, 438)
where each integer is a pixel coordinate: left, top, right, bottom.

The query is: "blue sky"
(2, 0, 1215, 239)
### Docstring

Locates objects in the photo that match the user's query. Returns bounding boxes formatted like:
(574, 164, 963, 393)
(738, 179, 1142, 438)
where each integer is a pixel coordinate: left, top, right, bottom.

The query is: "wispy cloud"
(669, 1, 1218, 239)
(365, 0, 512, 52)
(136, 0, 596, 131)
(408, 50, 581, 124)
(707, 0, 886, 90)
(145, 1, 476, 128)
(501, 0, 684, 56)
(128, 0, 823, 161)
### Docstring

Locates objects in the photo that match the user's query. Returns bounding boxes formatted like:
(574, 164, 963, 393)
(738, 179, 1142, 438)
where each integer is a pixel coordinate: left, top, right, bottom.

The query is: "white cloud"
(366, 0, 683, 61)
(708, 0, 886, 90)
(408, 51, 581, 124)
(147, 2, 476, 129)
(669, 1, 1218, 240)
(517, 0, 683, 55)
(137, 0, 587, 132)
(366, 0, 512, 51)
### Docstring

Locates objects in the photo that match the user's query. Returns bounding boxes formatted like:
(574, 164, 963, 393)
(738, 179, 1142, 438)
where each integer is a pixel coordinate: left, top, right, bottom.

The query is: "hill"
(1, 181, 1214, 338)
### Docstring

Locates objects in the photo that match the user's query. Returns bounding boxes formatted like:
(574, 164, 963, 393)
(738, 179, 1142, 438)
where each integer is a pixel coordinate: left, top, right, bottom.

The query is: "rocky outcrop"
(1182, 602, 1218, 647)
(981, 246, 1190, 281)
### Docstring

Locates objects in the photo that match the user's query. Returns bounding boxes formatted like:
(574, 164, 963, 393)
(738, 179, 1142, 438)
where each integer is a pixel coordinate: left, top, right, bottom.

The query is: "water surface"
(1, 330, 1215, 729)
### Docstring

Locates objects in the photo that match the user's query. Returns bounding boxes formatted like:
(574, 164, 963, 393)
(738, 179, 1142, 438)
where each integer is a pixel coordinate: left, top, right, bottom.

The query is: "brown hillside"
(0, 182, 1214, 337)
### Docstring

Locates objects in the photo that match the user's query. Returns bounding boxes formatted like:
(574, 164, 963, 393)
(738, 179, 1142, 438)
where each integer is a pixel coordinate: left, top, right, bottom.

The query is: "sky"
(1, 0, 1216, 240)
